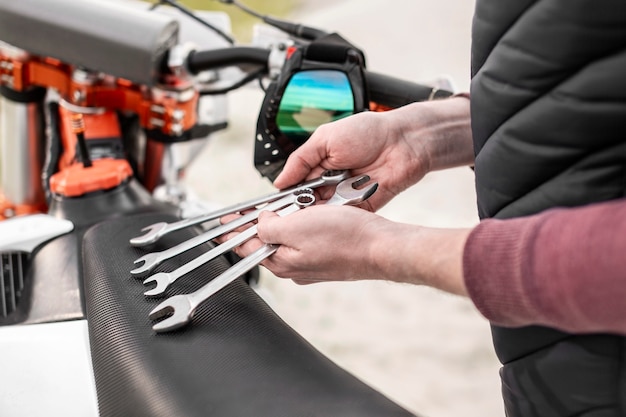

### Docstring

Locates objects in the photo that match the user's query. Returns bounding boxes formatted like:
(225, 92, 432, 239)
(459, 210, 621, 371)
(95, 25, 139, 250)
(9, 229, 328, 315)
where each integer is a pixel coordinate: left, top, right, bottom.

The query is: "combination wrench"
(130, 189, 313, 277)
(129, 169, 349, 247)
(142, 192, 315, 297)
(148, 174, 378, 333)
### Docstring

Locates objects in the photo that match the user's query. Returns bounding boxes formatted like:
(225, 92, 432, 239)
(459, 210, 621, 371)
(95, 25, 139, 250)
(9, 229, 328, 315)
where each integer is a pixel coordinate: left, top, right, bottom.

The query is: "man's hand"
(274, 97, 473, 212)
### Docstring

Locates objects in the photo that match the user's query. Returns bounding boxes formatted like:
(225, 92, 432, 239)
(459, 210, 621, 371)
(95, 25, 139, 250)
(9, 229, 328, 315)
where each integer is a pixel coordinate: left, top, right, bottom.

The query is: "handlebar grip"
(365, 71, 453, 109)
(186, 47, 271, 75)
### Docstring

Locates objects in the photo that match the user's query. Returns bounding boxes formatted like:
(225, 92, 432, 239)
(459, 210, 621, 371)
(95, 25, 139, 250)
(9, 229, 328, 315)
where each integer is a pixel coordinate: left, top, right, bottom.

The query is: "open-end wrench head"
(149, 295, 193, 333)
(130, 253, 161, 277)
(129, 222, 168, 247)
(349, 174, 371, 189)
(331, 175, 379, 205)
(142, 272, 172, 297)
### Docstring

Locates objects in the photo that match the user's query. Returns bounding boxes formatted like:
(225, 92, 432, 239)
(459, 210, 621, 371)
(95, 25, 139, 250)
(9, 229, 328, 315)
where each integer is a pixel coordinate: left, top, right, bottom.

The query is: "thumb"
(273, 155, 314, 189)
(273, 137, 328, 189)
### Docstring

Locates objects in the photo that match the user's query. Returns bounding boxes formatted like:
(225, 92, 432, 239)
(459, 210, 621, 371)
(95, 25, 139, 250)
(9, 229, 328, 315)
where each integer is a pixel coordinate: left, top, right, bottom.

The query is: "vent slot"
(1, 253, 28, 318)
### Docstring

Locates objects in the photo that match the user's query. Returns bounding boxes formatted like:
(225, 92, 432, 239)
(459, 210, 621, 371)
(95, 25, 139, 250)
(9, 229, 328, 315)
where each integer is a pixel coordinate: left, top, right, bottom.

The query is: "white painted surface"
(0, 320, 99, 417)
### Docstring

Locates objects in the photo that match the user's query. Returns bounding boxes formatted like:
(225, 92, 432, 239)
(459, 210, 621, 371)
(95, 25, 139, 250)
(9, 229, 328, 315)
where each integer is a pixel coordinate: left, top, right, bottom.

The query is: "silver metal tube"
(0, 95, 45, 206)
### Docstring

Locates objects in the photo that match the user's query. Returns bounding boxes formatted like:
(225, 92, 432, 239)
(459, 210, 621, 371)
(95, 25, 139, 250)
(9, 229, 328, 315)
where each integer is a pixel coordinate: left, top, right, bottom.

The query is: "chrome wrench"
(142, 192, 315, 297)
(131, 190, 313, 277)
(148, 174, 378, 333)
(150, 243, 279, 332)
(129, 169, 349, 247)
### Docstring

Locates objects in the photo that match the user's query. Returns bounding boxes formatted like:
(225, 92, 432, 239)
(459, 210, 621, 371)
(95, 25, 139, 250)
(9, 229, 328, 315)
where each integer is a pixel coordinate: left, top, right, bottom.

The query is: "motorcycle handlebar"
(186, 47, 270, 74)
(365, 71, 453, 107)
(185, 46, 453, 108)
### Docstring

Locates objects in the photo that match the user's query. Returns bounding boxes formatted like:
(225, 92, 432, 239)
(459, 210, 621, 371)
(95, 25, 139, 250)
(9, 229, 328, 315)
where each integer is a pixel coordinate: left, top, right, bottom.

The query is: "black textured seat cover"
(82, 212, 417, 417)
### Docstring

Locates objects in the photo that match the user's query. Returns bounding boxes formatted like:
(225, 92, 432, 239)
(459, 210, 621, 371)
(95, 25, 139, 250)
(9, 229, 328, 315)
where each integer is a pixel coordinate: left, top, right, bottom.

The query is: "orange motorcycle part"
(57, 105, 121, 170)
(50, 106, 133, 197)
(369, 101, 394, 112)
(142, 140, 165, 194)
(0, 191, 46, 220)
(49, 158, 133, 197)
(1, 53, 199, 136)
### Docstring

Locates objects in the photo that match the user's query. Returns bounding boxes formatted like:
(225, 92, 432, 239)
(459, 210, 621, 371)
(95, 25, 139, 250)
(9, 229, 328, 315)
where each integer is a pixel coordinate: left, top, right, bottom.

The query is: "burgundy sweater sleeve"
(463, 198, 626, 335)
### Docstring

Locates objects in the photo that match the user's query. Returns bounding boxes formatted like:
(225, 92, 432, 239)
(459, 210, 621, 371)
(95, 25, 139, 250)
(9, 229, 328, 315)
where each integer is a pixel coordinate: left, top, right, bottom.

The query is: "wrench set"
(129, 170, 378, 333)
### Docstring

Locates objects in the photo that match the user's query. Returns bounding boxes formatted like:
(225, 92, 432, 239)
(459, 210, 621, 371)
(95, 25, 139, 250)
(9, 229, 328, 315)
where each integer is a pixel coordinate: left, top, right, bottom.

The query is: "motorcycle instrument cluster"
(254, 33, 369, 181)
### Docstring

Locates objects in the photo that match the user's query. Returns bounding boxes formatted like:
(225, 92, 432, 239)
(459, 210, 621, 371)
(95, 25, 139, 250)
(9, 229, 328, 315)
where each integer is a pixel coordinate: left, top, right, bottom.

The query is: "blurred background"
(179, 1, 503, 416)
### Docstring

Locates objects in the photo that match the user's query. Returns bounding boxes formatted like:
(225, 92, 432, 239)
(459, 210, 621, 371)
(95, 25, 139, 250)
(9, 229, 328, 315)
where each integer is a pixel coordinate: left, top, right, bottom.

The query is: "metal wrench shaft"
(142, 201, 310, 297)
(150, 244, 278, 332)
(131, 192, 309, 277)
(130, 170, 348, 247)
(149, 174, 378, 333)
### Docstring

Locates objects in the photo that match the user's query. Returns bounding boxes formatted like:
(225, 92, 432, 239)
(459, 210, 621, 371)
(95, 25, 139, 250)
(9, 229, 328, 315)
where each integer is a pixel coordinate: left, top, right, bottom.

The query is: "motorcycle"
(0, 0, 452, 415)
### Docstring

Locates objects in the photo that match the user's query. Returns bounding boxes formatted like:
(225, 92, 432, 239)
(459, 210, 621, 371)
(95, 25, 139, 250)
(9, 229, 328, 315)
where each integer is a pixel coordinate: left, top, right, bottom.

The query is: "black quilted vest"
(470, 1, 626, 415)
